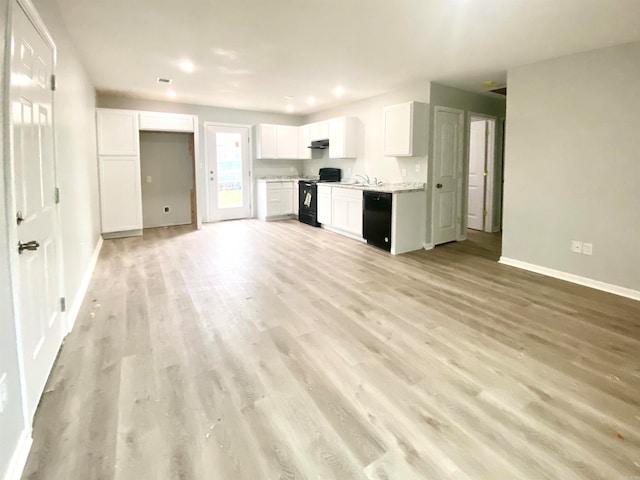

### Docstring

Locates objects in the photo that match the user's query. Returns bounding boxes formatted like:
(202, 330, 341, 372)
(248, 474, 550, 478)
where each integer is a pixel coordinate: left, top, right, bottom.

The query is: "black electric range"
(298, 168, 341, 227)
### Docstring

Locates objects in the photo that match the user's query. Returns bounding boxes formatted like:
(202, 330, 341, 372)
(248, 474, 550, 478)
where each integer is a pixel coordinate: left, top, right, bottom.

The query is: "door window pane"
(216, 132, 243, 208)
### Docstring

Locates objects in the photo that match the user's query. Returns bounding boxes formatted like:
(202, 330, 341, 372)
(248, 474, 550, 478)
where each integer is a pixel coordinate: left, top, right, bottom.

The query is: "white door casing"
(467, 119, 487, 231)
(9, 0, 64, 422)
(205, 124, 251, 221)
(432, 107, 464, 245)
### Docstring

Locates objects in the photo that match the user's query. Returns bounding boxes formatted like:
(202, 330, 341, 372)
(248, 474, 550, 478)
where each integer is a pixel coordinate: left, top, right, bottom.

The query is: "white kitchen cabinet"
(329, 116, 358, 159)
(331, 187, 363, 237)
(255, 124, 278, 159)
(297, 124, 312, 159)
(257, 180, 295, 220)
(96, 109, 142, 233)
(309, 121, 329, 141)
(317, 184, 332, 225)
(276, 126, 299, 159)
(255, 124, 299, 159)
(383, 101, 428, 157)
(139, 111, 195, 132)
(97, 109, 139, 156)
(293, 181, 300, 216)
(98, 156, 143, 233)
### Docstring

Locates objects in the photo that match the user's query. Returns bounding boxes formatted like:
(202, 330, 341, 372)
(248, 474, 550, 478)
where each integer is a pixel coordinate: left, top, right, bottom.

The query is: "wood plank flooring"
(22, 219, 640, 479)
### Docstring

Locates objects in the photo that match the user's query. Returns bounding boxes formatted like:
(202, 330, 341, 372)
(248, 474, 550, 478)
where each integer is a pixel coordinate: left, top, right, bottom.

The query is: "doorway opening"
(139, 131, 197, 230)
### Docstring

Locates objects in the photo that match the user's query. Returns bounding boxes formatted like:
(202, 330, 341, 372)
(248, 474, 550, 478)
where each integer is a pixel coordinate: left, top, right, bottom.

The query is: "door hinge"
(50, 74, 56, 91)
(483, 210, 488, 217)
(483, 171, 488, 177)
(55, 187, 60, 204)
(60, 297, 66, 312)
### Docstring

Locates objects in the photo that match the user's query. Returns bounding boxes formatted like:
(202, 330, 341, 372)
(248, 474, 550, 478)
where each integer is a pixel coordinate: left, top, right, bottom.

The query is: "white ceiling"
(55, 0, 640, 115)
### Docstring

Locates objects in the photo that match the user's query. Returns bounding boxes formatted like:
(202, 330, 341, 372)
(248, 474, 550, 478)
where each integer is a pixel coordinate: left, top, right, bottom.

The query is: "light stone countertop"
(256, 177, 425, 194)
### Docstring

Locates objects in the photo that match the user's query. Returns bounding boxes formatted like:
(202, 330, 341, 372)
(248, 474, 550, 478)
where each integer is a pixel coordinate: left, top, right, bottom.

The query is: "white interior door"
(205, 124, 251, 221)
(11, 0, 64, 422)
(432, 107, 463, 245)
(467, 119, 487, 231)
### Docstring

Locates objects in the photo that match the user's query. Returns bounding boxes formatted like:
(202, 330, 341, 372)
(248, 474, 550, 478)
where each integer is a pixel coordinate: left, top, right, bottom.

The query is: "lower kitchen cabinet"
(257, 180, 295, 220)
(317, 185, 332, 225)
(331, 187, 362, 237)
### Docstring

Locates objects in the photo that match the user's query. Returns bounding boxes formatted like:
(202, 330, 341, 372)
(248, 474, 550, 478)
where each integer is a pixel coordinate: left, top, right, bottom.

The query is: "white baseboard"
(3, 428, 32, 480)
(498, 256, 640, 301)
(423, 242, 434, 251)
(66, 237, 103, 333)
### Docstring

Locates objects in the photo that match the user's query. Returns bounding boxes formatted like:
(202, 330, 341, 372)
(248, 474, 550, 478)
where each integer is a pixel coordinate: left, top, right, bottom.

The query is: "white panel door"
(99, 156, 143, 232)
(11, 0, 64, 422)
(433, 107, 463, 245)
(205, 124, 251, 221)
(467, 120, 487, 231)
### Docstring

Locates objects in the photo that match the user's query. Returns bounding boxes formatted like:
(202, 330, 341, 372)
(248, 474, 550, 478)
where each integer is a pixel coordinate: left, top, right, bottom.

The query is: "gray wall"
(502, 41, 640, 291)
(1, 1, 28, 478)
(429, 83, 507, 241)
(140, 132, 194, 228)
(32, 0, 101, 314)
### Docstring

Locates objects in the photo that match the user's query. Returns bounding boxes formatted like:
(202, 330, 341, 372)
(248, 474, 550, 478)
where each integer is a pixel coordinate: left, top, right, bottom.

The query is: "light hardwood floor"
(23, 220, 640, 479)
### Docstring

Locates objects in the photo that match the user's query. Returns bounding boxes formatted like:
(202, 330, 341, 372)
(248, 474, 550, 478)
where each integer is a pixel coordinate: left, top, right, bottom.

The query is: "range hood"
(308, 139, 329, 149)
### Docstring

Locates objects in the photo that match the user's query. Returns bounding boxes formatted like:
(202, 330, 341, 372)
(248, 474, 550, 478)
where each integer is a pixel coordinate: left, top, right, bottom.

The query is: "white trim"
(321, 224, 366, 243)
(3, 428, 32, 480)
(498, 257, 640, 301)
(423, 242, 434, 251)
(65, 237, 103, 333)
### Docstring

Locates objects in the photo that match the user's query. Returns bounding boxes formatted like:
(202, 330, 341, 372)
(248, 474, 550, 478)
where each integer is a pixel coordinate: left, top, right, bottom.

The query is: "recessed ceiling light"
(166, 90, 176, 98)
(333, 86, 345, 96)
(157, 77, 173, 84)
(286, 105, 294, 113)
(179, 59, 195, 73)
(307, 97, 316, 105)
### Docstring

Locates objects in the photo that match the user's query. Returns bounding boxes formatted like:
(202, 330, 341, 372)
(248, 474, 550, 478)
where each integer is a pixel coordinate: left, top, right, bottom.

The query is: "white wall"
(502, 41, 640, 292)
(32, 0, 102, 317)
(1, 2, 28, 478)
(302, 79, 431, 182)
(140, 132, 194, 228)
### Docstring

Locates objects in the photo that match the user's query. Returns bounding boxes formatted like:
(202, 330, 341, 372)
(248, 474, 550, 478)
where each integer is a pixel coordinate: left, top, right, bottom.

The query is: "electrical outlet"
(415, 164, 421, 173)
(582, 243, 593, 255)
(163, 206, 170, 213)
(401, 168, 407, 177)
(570, 240, 582, 253)
(0, 374, 8, 414)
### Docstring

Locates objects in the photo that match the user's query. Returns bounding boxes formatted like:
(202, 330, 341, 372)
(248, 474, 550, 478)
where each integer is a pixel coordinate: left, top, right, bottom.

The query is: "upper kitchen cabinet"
(297, 125, 312, 159)
(329, 116, 358, 159)
(255, 124, 299, 159)
(97, 109, 139, 155)
(308, 120, 329, 141)
(383, 101, 428, 157)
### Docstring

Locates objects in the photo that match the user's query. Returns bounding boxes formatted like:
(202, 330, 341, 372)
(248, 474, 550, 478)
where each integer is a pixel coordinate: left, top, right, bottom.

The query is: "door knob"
(436, 183, 443, 189)
(18, 240, 40, 254)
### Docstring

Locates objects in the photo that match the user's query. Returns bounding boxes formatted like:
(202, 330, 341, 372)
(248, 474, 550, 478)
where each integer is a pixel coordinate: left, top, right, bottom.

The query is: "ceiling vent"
(157, 77, 173, 84)
(489, 86, 507, 96)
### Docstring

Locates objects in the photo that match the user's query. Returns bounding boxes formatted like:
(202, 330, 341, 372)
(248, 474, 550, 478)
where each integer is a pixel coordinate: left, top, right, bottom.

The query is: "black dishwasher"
(363, 191, 392, 251)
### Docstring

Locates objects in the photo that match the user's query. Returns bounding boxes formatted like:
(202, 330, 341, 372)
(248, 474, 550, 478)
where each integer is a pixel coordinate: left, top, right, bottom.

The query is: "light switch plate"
(571, 240, 582, 253)
(582, 243, 593, 255)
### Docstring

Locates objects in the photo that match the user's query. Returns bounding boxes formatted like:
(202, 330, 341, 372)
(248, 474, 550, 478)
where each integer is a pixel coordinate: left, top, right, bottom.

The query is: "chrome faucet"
(355, 174, 370, 185)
